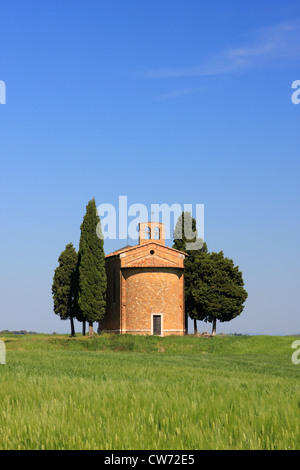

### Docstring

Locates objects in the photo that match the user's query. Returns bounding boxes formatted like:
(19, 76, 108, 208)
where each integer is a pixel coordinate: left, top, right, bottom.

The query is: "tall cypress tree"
(52, 243, 78, 336)
(173, 211, 205, 252)
(77, 198, 107, 336)
(173, 211, 207, 334)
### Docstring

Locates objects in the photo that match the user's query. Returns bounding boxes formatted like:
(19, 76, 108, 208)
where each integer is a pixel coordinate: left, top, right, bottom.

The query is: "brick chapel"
(100, 221, 187, 336)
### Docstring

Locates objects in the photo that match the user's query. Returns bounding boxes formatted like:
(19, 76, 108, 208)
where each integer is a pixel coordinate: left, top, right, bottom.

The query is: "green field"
(0, 333, 299, 450)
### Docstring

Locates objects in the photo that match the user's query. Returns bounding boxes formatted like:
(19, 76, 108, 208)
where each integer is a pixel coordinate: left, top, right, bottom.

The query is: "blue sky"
(0, 0, 299, 334)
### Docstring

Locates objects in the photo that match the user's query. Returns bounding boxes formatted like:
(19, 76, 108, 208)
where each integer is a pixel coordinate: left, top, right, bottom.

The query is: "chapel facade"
(100, 222, 187, 336)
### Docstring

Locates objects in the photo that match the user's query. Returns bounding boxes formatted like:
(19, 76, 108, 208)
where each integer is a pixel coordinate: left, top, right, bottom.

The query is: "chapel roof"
(105, 241, 187, 258)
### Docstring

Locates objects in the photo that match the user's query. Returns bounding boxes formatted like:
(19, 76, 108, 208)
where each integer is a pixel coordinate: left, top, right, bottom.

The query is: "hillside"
(0, 333, 299, 450)
(1, 331, 298, 356)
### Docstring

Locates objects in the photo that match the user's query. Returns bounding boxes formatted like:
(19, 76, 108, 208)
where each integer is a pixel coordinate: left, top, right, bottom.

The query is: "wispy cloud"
(137, 20, 300, 80)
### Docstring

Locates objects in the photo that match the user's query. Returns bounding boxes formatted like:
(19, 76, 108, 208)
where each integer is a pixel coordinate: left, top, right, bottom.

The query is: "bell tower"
(138, 221, 165, 246)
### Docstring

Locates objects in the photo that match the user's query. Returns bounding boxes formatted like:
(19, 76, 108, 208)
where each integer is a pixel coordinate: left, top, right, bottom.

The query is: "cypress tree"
(77, 198, 107, 336)
(173, 211, 198, 252)
(52, 243, 78, 336)
(173, 211, 207, 333)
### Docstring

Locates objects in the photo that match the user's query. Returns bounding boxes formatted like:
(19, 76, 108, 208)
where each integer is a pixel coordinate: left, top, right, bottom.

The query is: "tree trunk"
(82, 321, 86, 336)
(212, 318, 217, 335)
(194, 319, 198, 335)
(70, 316, 75, 337)
(89, 321, 94, 337)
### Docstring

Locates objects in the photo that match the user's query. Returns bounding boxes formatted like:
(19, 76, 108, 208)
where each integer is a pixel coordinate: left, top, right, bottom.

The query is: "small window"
(154, 226, 160, 240)
(145, 226, 151, 239)
(150, 250, 155, 255)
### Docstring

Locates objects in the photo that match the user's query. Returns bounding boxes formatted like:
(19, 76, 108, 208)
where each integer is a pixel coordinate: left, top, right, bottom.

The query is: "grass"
(0, 333, 299, 450)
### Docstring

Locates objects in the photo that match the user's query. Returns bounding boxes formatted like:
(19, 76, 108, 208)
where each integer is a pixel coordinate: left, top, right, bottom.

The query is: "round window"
(150, 250, 155, 255)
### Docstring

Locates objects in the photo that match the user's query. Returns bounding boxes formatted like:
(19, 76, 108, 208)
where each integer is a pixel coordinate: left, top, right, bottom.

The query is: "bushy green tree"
(77, 198, 107, 336)
(187, 251, 248, 334)
(52, 243, 78, 336)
